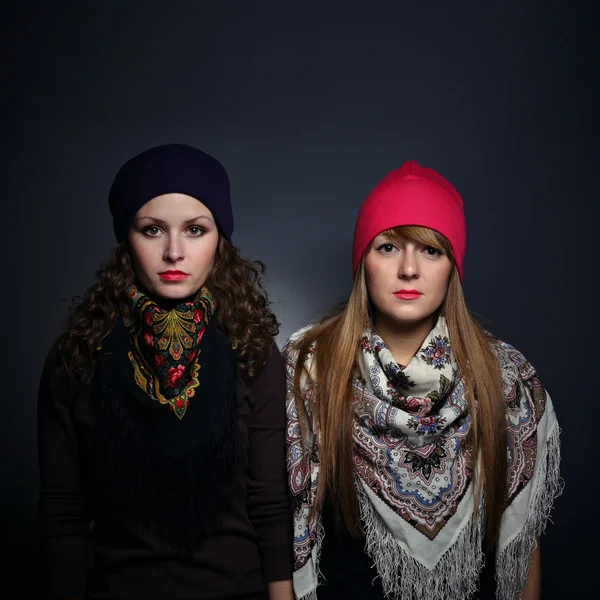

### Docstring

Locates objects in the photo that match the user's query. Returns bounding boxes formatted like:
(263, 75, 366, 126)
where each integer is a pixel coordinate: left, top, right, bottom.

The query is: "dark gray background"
(2, 1, 596, 596)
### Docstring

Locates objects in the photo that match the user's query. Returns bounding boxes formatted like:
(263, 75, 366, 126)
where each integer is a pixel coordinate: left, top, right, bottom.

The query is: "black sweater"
(36, 335, 293, 600)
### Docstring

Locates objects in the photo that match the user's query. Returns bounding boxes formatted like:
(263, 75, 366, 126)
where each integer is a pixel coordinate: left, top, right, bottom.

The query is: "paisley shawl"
(284, 317, 562, 600)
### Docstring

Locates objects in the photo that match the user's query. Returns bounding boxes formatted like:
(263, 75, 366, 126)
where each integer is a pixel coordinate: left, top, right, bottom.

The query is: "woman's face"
(128, 193, 219, 301)
(364, 231, 453, 332)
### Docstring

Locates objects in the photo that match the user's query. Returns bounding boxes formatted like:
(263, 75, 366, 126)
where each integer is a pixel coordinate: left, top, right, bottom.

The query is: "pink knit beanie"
(352, 160, 466, 281)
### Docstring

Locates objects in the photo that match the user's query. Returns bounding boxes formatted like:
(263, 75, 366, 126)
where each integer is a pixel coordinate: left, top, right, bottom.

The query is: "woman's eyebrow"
(136, 216, 214, 226)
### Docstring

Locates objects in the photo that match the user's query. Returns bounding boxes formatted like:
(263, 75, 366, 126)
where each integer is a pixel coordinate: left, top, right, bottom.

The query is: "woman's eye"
(424, 246, 442, 256)
(143, 226, 162, 237)
(187, 226, 204, 236)
(377, 243, 396, 253)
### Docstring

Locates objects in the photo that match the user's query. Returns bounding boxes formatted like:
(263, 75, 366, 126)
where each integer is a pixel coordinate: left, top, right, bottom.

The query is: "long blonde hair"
(291, 225, 507, 547)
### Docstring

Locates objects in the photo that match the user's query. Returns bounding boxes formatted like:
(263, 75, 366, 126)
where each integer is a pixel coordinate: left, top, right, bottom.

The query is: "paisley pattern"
(354, 319, 470, 540)
(501, 343, 545, 501)
(122, 285, 216, 419)
(284, 316, 560, 600)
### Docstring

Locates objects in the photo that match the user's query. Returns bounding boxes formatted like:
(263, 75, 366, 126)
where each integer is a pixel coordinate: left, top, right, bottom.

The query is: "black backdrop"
(2, 2, 596, 597)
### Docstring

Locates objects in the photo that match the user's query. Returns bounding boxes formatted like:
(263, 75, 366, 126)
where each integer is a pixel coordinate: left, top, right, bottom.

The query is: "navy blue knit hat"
(108, 143, 234, 243)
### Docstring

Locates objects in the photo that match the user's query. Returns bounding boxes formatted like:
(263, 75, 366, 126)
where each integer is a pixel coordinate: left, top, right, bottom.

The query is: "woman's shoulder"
(484, 331, 539, 382)
(42, 335, 66, 373)
(38, 335, 84, 403)
(282, 323, 318, 361)
(484, 333, 553, 422)
(285, 323, 317, 344)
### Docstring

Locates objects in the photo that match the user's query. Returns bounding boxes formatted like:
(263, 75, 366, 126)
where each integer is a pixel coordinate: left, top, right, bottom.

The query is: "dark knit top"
(37, 322, 293, 600)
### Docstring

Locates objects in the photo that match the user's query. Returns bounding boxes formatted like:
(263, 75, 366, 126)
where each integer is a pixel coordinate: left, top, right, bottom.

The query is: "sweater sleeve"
(37, 344, 90, 599)
(246, 344, 294, 583)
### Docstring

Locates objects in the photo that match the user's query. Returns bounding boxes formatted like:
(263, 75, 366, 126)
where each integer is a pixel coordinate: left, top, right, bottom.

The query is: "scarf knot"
(358, 318, 461, 427)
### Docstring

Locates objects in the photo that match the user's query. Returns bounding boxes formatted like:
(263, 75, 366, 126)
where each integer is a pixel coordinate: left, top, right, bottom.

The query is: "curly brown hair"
(59, 237, 280, 383)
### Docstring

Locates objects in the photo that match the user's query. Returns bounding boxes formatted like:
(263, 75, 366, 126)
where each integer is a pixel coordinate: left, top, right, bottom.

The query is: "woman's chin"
(144, 281, 201, 304)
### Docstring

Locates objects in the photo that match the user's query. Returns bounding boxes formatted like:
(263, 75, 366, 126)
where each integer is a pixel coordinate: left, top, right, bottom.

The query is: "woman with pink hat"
(283, 161, 562, 600)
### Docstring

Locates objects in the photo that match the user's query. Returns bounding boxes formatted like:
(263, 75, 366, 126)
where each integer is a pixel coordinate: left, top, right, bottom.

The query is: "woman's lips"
(159, 271, 189, 281)
(394, 290, 422, 300)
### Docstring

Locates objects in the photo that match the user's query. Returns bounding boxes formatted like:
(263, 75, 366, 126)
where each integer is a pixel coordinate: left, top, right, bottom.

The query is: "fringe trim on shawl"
(295, 515, 325, 600)
(495, 424, 563, 600)
(297, 587, 319, 600)
(357, 481, 486, 600)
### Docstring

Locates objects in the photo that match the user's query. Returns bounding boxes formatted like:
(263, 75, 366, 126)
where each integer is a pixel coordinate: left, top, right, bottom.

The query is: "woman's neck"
(133, 283, 199, 311)
(372, 313, 437, 366)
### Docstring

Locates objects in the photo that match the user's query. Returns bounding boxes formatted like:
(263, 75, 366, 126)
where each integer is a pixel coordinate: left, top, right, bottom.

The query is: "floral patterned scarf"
(284, 317, 562, 600)
(122, 285, 217, 419)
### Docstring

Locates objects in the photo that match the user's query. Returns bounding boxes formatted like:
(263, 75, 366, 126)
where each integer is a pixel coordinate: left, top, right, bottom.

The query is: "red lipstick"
(394, 289, 422, 300)
(159, 270, 189, 282)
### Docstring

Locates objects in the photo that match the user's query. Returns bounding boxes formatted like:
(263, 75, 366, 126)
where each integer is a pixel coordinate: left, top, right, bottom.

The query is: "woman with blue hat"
(37, 144, 294, 600)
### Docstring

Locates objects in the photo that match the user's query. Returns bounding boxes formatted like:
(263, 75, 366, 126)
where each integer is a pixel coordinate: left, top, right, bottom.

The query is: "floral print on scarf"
(284, 316, 562, 600)
(122, 285, 216, 419)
